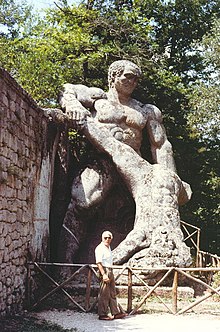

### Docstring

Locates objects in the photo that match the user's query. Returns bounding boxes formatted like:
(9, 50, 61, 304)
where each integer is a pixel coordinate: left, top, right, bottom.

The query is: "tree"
(1, 1, 155, 105)
(184, 18, 220, 253)
(0, 0, 33, 38)
(188, 18, 220, 142)
(1, 0, 219, 253)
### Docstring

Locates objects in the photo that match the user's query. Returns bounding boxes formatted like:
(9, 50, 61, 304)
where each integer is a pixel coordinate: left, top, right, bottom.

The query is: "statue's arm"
(145, 105, 177, 173)
(58, 83, 91, 128)
(58, 83, 107, 128)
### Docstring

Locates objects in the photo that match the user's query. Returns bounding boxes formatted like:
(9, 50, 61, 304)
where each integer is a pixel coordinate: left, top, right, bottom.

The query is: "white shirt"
(95, 242, 113, 267)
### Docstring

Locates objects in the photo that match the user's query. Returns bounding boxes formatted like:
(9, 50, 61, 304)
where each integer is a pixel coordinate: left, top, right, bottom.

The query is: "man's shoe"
(99, 315, 114, 320)
(114, 313, 128, 319)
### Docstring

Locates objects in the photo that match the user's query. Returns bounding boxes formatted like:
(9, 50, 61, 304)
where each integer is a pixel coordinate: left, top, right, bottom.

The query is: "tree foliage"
(0, 0, 33, 38)
(188, 18, 220, 142)
(0, 0, 219, 253)
(184, 18, 220, 252)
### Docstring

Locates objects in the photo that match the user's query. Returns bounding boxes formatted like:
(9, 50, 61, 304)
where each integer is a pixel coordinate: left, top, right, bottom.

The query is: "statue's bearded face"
(114, 65, 139, 96)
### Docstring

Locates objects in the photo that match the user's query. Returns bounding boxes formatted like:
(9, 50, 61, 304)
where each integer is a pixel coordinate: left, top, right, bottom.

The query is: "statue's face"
(114, 65, 139, 96)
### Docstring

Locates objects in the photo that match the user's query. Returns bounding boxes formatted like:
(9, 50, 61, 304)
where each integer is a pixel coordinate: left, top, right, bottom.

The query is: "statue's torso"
(94, 98, 150, 152)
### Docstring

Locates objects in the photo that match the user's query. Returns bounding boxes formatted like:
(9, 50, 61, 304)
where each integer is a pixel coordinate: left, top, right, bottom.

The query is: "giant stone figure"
(58, 60, 192, 270)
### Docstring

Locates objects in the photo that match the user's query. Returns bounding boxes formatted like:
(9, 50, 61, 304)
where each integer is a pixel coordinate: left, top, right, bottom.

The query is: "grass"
(0, 315, 79, 332)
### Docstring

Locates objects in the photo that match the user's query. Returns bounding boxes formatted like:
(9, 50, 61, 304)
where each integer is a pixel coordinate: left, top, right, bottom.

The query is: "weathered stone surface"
(0, 60, 193, 317)
(58, 60, 192, 270)
(83, 118, 191, 268)
(0, 68, 61, 316)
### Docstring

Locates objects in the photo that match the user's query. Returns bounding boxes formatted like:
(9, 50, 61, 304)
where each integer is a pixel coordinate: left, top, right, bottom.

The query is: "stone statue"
(58, 60, 192, 269)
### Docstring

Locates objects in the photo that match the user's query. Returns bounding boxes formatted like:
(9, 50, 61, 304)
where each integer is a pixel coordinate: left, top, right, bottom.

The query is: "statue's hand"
(66, 107, 91, 130)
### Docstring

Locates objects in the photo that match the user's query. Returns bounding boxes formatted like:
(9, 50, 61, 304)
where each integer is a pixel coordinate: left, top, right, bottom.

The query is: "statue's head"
(108, 60, 142, 88)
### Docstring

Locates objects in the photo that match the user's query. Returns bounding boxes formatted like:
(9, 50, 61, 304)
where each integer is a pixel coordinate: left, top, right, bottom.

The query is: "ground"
(1, 310, 219, 332)
(1, 300, 220, 332)
(34, 310, 220, 332)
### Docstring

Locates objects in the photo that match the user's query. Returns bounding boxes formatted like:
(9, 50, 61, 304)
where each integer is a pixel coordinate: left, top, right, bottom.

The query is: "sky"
(26, 0, 80, 12)
(0, 0, 80, 34)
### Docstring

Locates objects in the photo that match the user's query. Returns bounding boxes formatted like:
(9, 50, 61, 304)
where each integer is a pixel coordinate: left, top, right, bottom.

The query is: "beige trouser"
(98, 267, 120, 316)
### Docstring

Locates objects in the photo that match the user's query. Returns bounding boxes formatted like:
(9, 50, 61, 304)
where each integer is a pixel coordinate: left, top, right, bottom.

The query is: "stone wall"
(0, 68, 61, 316)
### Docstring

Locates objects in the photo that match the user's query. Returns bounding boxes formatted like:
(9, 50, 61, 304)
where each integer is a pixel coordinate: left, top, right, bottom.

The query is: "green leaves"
(187, 18, 220, 142)
(1, 0, 219, 253)
(0, 0, 33, 38)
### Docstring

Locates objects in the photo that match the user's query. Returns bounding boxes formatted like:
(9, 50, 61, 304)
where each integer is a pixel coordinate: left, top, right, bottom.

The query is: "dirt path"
(33, 309, 220, 332)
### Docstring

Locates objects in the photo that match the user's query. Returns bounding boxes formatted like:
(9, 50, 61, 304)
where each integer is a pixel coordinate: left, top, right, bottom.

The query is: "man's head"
(108, 60, 142, 89)
(102, 230, 113, 247)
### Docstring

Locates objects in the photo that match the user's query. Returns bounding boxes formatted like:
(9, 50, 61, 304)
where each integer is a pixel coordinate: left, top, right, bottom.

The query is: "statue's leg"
(58, 158, 114, 268)
(113, 166, 191, 266)
(112, 223, 151, 264)
(83, 121, 191, 266)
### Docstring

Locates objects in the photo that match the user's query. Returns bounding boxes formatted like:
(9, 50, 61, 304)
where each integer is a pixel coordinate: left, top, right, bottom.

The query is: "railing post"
(85, 267, 92, 311)
(196, 229, 201, 267)
(127, 267, 132, 313)
(172, 269, 178, 314)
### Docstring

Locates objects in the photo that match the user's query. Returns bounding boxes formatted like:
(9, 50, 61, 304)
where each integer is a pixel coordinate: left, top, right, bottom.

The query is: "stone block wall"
(0, 68, 60, 316)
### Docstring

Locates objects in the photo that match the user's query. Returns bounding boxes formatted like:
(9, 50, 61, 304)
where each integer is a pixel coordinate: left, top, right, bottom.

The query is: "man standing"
(95, 231, 127, 320)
